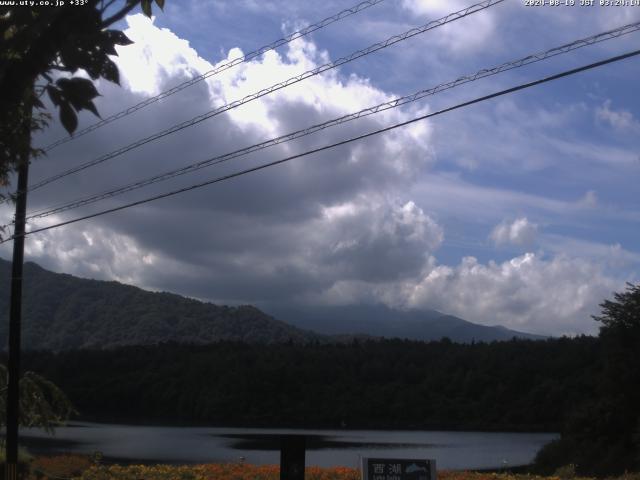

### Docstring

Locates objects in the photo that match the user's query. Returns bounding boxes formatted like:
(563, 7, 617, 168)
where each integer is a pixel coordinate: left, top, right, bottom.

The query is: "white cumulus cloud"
(404, 253, 619, 336)
(490, 217, 538, 247)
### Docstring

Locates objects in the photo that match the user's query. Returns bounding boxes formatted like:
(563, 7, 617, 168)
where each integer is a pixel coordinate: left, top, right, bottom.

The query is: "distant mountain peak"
(265, 303, 547, 343)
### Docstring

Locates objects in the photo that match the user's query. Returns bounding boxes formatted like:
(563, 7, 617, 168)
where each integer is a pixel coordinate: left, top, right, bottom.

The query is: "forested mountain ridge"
(0, 259, 319, 350)
(1, 258, 544, 350)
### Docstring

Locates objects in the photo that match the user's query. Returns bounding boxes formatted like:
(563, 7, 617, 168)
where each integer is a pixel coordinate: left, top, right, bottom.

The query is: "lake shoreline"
(14, 422, 556, 470)
(71, 416, 559, 434)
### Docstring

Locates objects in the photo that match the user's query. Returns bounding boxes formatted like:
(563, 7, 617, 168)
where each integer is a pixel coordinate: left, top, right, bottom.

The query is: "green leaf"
(84, 100, 100, 118)
(46, 85, 62, 106)
(55, 78, 101, 118)
(155, 0, 165, 10)
(100, 58, 120, 85)
(115, 31, 133, 46)
(59, 46, 81, 71)
(83, 57, 103, 80)
(57, 77, 99, 101)
(97, 30, 132, 56)
(99, 39, 118, 56)
(59, 101, 78, 134)
(141, 0, 152, 17)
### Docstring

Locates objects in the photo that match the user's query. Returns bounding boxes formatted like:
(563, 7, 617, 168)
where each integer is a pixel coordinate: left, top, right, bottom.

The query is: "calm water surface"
(21, 422, 556, 469)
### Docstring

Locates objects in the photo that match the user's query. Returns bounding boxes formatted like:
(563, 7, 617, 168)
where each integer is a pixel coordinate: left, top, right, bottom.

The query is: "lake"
(20, 422, 556, 470)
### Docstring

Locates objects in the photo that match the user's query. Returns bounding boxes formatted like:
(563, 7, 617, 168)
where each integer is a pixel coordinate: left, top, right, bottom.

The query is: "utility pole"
(5, 94, 31, 480)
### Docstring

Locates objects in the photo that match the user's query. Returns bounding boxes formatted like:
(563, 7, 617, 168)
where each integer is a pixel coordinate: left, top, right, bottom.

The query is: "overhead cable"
(3, 48, 637, 244)
(43, 0, 390, 152)
(22, 21, 640, 222)
(25, 0, 504, 194)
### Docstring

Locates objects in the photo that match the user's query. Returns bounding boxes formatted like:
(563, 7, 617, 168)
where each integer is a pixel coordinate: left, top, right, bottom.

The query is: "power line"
(42, 0, 390, 152)
(3, 48, 637, 245)
(25, 0, 504, 194)
(22, 21, 640, 223)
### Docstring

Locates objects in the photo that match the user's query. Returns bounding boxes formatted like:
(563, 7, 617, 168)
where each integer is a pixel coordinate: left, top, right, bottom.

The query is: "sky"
(2, 0, 639, 336)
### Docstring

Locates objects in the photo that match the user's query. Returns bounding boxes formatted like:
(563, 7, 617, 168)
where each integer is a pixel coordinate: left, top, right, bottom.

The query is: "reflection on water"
(219, 433, 436, 450)
(20, 422, 556, 469)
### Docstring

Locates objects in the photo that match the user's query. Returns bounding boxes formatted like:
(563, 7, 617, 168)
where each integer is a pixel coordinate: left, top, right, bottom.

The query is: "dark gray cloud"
(6, 17, 436, 303)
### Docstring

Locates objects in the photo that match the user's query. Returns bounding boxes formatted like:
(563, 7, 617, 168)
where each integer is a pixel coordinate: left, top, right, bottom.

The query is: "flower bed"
(26, 455, 633, 480)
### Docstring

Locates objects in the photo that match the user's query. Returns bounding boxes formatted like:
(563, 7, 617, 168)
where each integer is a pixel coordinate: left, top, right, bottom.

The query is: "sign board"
(361, 458, 436, 480)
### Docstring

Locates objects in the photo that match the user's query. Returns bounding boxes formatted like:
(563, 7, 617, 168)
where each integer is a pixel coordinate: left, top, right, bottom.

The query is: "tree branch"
(100, 0, 118, 13)
(101, 1, 140, 28)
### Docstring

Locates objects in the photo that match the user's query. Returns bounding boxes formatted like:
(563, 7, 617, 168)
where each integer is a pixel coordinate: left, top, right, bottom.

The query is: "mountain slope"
(0, 258, 319, 350)
(1, 258, 544, 350)
(267, 304, 546, 342)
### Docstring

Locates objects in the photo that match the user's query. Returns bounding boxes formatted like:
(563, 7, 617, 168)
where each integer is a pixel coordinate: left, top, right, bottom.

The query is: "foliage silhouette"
(0, 0, 166, 198)
(0, 364, 75, 433)
(534, 283, 640, 476)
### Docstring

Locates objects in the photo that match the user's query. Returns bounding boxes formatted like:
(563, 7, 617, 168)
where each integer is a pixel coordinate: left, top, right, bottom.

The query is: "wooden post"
(5, 92, 31, 480)
(280, 435, 306, 480)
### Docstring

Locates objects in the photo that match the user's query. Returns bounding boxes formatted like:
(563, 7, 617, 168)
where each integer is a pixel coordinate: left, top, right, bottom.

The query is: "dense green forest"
(0, 259, 318, 350)
(17, 337, 598, 432)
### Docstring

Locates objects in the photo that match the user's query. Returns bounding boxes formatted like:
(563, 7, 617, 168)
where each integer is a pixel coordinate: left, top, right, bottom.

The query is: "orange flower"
(25, 458, 604, 480)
